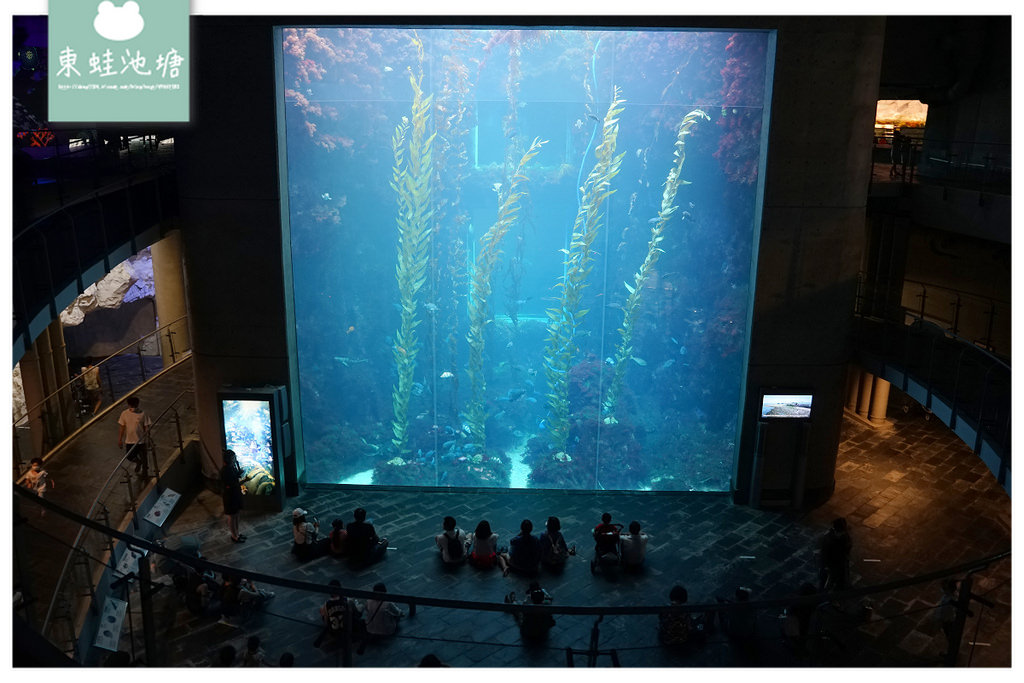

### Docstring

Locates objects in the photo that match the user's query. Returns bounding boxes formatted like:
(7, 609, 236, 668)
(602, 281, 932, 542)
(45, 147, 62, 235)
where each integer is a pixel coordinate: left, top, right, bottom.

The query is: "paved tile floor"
(16, 368, 1011, 668)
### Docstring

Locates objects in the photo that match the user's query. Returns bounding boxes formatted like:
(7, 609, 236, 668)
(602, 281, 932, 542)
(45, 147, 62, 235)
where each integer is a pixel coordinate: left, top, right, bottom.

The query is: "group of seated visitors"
(313, 579, 406, 653)
(590, 512, 650, 571)
(433, 513, 647, 577)
(292, 507, 388, 566)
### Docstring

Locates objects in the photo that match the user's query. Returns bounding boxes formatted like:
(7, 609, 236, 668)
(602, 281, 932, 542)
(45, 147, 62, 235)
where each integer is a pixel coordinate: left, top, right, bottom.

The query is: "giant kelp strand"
(603, 108, 710, 422)
(389, 41, 436, 456)
(543, 88, 627, 454)
(466, 137, 547, 446)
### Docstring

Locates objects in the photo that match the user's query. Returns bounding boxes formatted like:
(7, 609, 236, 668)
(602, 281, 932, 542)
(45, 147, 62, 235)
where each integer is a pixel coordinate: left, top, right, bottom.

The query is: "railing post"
(342, 598, 353, 667)
(917, 285, 927, 320)
(983, 302, 996, 353)
(167, 329, 177, 364)
(137, 550, 159, 666)
(951, 293, 962, 336)
(945, 574, 974, 667)
(137, 342, 147, 382)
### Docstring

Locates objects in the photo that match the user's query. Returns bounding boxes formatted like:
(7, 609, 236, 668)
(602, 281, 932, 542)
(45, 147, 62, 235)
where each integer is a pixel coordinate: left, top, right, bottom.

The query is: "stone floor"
(127, 402, 1011, 667)
(15, 363, 1012, 668)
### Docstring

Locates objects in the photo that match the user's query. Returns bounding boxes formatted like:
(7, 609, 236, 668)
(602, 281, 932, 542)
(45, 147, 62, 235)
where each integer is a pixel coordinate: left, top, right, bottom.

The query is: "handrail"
(902, 277, 1010, 310)
(13, 314, 189, 432)
(39, 388, 194, 637)
(900, 311, 1009, 371)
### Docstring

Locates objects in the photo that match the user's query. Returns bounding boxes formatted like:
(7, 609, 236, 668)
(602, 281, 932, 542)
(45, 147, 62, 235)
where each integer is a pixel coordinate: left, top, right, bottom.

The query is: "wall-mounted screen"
(277, 25, 774, 491)
(760, 393, 813, 420)
(221, 398, 278, 496)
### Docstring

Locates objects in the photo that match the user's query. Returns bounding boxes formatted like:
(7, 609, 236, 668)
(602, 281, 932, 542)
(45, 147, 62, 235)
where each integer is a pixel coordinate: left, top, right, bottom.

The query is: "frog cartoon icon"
(93, 1, 145, 41)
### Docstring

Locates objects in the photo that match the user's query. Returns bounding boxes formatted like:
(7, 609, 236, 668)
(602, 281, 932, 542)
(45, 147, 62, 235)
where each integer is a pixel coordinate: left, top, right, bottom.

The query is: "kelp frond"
(543, 89, 626, 452)
(465, 138, 546, 445)
(390, 43, 435, 456)
(602, 108, 708, 421)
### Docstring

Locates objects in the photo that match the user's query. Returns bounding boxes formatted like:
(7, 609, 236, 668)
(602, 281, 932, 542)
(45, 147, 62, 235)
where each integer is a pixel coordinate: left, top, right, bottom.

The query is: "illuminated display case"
(217, 386, 290, 510)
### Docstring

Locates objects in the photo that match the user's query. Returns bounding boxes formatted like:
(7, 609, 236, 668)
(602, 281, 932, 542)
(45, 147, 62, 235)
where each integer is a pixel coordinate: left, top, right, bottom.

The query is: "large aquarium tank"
(276, 26, 773, 492)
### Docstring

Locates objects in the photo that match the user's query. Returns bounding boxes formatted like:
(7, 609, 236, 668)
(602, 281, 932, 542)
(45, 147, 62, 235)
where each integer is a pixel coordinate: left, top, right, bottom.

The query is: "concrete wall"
(735, 17, 886, 506)
(176, 18, 292, 480)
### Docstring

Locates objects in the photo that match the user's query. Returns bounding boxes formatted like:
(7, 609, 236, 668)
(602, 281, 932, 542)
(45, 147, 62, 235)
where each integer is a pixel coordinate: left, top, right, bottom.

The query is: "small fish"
(346, 325, 355, 334)
(411, 382, 424, 396)
(605, 357, 615, 366)
(679, 345, 687, 356)
(492, 411, 506, 420)
(671, 337, 678, 345)
(658, 359, 676, 371)
(424, 302, 438, 312)
(630, 356, 647, 366)
(505, 341, 514, 349)
(321, 192, 332, 201)
(525, 396, 537, 403)
(492, 182, 502, 193)
(383, 65, 393, 72)
(442, 440, 456, 451)
(587, 113, 599, 122)
(506, 389, 526, 402)
(440, 371, 454, 379)
(539, 419, 547, 429)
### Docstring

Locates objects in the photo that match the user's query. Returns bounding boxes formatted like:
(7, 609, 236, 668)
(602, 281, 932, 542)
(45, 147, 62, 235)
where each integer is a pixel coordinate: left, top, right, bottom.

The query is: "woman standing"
(221, 450, 248, 543)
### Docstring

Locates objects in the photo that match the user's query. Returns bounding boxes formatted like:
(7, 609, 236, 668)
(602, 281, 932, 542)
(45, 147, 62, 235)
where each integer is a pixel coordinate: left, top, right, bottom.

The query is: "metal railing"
(12, 485, 1011, 667)
(853, 312, 1011, 478)
(15, 131, 175, 222)
(13, 315, 192, 476)
(12, 163, 179, 361)
(899, 278, 1010, 356)
(34, 389, 196, 658)
(870, 137, 1010, 195)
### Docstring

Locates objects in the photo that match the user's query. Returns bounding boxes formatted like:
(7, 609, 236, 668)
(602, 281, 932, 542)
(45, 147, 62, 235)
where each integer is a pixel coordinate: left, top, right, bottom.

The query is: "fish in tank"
(221, 398, 277, 495)
(276, 25, 773, 492)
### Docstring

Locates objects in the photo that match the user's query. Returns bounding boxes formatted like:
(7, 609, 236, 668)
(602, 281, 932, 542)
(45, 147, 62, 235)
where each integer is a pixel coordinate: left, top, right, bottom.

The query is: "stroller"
(590, 523, 623, 574)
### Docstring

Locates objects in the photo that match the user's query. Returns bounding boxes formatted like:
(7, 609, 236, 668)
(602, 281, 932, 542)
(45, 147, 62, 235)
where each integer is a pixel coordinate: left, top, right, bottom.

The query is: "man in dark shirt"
(346, 507, 387, 566)
(499, 519, 541, 576)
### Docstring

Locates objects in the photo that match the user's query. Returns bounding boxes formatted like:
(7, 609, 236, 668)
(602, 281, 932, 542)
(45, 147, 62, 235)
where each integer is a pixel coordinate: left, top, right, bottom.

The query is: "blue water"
(279, 27, 771, 492)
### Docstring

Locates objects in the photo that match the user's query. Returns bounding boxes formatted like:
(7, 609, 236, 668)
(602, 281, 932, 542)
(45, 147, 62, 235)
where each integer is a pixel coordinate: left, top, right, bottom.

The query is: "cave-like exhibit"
(277, 26, 774, 491)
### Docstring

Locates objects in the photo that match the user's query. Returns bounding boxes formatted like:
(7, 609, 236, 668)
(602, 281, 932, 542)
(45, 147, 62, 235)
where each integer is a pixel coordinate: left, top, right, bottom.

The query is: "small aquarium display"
(277, 25, 774, 492)
(760, 394, 813, 420)
(220, 398, 278, 495)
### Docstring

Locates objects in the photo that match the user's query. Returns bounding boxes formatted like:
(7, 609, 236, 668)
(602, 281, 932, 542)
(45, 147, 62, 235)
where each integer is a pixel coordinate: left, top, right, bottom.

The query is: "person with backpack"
(435, 516, 467, 565)
(539, 516, 574, 569)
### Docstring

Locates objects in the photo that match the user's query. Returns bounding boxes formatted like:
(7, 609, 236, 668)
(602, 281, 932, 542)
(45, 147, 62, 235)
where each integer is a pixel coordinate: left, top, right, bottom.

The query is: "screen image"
(221, 399, 277, 495)
(760, 394, 813, 419)
(278, 26, 773, 491)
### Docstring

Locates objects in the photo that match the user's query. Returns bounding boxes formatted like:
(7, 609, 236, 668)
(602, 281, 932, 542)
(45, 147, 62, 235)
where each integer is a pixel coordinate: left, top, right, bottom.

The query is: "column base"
(844, 407, 895, 431)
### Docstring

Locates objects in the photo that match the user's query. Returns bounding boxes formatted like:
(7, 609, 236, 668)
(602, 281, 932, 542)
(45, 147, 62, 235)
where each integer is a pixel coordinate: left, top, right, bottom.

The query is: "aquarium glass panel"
(277, 26, 773, 491)
(221, 398, 277, 495)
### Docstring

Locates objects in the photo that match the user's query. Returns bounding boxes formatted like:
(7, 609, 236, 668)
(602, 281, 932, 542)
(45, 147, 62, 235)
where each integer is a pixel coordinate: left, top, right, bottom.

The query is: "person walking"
(117, 396, 152, 477)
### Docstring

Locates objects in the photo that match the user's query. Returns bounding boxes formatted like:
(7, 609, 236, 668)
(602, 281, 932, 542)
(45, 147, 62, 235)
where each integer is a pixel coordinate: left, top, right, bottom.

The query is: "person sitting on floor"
(435, 516, 467, 565)
(220, 572, 274, 621)
(499, 519, 542, 577)
(539, 516, 574, 569)
(515, 583, 556, 641)
(658, 585, 692, 647)
(619, 520, 649, 568)
(359, 583, 406, 654)
(346, 507, 388, 566)
(314, 579, 365, 647)
(466, 519, 499, 569)
(328, 518, 348, 558)
(291, 508, 329, 561)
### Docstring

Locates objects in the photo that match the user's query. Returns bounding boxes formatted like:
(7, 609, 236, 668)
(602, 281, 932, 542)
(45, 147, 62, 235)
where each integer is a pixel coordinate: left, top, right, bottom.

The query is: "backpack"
(446, 530, 464, 561)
